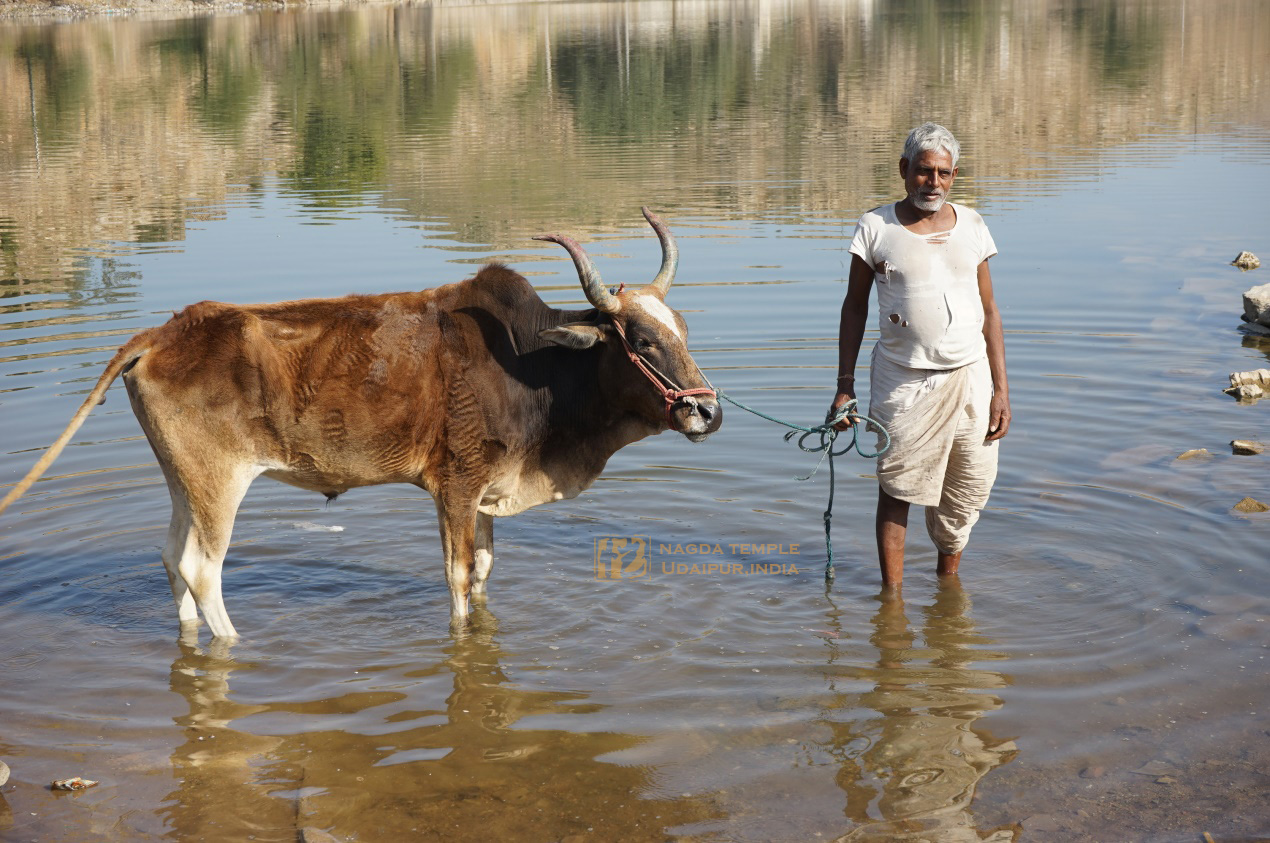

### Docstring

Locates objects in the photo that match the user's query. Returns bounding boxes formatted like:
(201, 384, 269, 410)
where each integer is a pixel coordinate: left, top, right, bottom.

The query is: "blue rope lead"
(714, 390, 890, 581)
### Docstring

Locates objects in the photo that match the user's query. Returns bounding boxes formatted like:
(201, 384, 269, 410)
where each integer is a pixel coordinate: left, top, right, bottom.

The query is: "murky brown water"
(1, 1, 1268, 841)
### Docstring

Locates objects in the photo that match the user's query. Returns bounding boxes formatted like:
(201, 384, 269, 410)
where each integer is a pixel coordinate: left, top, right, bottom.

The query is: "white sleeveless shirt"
(848, 202, 997, 370)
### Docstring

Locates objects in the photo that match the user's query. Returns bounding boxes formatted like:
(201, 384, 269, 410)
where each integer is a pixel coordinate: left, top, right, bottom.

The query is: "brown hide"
(0, 242, 721, 638)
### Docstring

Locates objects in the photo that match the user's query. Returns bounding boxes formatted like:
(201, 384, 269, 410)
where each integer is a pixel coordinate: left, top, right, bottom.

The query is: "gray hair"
(902, 122, 960, 167)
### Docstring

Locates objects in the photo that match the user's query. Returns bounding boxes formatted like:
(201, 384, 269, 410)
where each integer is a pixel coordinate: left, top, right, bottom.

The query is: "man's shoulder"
(855, 203, 894, 231)
(952, 202, 990, 228)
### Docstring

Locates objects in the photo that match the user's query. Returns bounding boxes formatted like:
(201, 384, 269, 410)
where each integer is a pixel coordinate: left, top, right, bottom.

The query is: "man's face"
(900, 148, 958, 213)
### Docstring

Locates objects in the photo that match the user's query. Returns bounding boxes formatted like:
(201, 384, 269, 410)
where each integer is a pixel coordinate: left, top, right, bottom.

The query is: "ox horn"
(533, 232, 621, 314)
(642, 206, 678, 298)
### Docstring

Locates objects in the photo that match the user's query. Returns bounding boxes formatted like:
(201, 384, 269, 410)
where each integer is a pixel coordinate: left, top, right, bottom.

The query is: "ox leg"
(470, 512, 494, 598)
(161, 464, 260, 640)
(160, 489, 199, 628)
(434, 497, 478, 625)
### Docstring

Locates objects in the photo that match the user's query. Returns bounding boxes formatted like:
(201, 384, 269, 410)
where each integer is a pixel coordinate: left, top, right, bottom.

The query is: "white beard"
(911, 191, 947, 212)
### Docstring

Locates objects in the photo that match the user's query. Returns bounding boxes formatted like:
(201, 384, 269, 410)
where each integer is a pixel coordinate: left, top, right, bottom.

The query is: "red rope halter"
(609, 319, 716, 428)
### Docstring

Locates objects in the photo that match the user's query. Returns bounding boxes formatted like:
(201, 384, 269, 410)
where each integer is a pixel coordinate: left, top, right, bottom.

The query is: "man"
(830, 122, 1010, 587)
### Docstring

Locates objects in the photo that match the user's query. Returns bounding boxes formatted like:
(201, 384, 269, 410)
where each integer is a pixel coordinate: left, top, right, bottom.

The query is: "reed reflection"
(825, 581, 1017, 843)
(161, 609, 715, 841)
(2, 0, 1266, 286)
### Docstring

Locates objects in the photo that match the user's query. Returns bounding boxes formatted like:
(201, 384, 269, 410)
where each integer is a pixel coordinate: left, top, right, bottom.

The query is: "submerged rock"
(1177, 448, 1211, 460)
(1244, 282, 1270, 325)
(1131, 760, 1180, 777)
(1232, 251, 1262, 271)
(1233, 496, 1269, 513)
(1231, 439, 1266, 455)
(50, 776, 98, 791)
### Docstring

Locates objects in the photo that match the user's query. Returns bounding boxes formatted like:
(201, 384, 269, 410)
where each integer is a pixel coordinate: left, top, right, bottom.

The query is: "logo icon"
(594, 536, 651, 580)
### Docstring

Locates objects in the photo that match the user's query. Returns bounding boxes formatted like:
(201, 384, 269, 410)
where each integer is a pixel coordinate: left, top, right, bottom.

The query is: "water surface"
(1, 1, 1268, 840)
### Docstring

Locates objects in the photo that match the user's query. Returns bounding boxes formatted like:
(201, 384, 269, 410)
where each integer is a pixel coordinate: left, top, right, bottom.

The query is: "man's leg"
(877, 486, 911, 586)
(926, 417, 998, 573)
(937, 549, 962, 576)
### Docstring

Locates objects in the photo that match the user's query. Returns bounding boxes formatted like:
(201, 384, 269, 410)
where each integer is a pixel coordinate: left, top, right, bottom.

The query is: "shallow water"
(1, 1, 1268, 841)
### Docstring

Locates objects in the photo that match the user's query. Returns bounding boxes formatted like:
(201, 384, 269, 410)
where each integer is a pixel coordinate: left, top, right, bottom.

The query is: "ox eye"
(635, 339, 655, 353)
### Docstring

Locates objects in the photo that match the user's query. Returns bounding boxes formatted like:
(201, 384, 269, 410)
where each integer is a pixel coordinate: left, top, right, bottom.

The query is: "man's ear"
(539, 323, 607, 350)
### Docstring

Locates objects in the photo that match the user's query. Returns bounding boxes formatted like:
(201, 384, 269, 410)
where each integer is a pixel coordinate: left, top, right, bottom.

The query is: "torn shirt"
(849, 202, 997, 370)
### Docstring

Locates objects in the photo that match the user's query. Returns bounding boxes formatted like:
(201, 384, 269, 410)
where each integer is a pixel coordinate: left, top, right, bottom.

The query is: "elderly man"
(830, 122, 1010, 587)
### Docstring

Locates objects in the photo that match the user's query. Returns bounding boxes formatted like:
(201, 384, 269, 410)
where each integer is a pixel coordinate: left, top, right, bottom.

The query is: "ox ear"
(539, 323, 608, 350)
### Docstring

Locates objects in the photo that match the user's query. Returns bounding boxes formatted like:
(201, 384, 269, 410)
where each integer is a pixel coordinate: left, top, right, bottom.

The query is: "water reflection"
(2, 0, 1267, 285)
(823, 583, 1016, 842)
(161, 609, 716, 841)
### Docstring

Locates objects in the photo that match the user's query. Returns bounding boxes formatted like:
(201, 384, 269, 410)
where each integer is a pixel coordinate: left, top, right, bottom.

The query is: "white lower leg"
(470, 513, 494, 595)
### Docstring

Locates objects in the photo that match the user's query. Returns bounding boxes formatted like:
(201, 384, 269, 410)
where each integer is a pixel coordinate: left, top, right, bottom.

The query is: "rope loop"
(715, 389, 891, 581)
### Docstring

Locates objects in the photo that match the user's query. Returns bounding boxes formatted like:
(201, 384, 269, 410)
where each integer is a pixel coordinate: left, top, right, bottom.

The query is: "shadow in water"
(823, 581, 1020, 843)
(160, 609, 717, 841)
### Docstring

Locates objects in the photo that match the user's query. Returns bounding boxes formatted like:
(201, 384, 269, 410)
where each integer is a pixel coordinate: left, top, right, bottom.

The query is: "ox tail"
(0, 338, 148, 517)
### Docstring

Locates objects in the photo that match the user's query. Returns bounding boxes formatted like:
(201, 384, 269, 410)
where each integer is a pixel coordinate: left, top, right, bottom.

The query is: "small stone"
(299, 829, 341, 843)
(1231, 439, 1265, 456)
(1232, 251, 1262, 271)
(1079, 765, 1105, 779)
(1132, 760, 1180, 777)
(1233, 496, 1269, 513)
(1177, 449, 1210, 460)
(0, 761, 9, 787)
(50, 776, 98, 791)
(1155, 775, 1178, 784)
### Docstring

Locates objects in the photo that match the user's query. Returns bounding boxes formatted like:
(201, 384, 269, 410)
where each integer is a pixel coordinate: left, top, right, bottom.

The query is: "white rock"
(1229, 369, 1270, 388)
(0, 760, 9, 787)
(1232, 251, 1262, 271)
(1243, 282, 1270, 326)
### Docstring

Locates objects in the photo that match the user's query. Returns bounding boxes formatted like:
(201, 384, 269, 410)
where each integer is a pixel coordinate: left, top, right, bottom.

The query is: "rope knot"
(714, 389, 891, 581)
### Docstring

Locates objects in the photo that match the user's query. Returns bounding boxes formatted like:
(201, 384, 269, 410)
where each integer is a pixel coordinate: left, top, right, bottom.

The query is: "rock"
(1244, 282, 1270, 324)
(1233, 496, 1269, 513)
(298, 829, 341, 843)
(1233, 252, 1262, 271)
(1177, 448, 1210, 460)
(1225, 371, 1269, 400)
(1243, 321, 1270, 337)
(0, 760, 8, 787)
(1131, 760, 1180, 777)
(50, 776, 98, 790)
(1229, 369, 1270, 387)
(1079, 765, 1105, 778)
(1155, 775, 1178, 784)
(1231, 439, 1266, 455)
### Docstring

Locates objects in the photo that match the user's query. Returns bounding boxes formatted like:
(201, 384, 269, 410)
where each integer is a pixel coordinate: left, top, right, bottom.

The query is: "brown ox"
(0, 208, 721, 639)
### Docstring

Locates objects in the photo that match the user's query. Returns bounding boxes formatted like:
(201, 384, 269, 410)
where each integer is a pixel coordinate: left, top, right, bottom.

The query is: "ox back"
(0, 210, 722, 639)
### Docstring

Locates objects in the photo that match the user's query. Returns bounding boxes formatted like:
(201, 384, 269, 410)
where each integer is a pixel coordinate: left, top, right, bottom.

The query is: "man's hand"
(986, 391, 1011, 441)
(830, 389, 857, 431)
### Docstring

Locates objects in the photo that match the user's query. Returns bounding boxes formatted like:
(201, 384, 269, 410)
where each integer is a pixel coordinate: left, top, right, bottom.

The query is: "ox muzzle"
(610, 318, 721, 442)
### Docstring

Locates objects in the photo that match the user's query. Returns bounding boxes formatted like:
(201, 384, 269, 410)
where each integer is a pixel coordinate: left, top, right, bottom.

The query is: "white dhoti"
(868, 350, 998, 555)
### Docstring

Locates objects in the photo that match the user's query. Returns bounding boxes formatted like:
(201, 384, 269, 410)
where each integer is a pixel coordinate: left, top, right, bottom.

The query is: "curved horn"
(533, 233, 621, 314)
(642, 206, 678, 298)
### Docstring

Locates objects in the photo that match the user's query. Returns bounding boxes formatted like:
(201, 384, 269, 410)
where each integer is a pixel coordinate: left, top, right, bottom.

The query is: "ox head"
(535, 208, 723, 442)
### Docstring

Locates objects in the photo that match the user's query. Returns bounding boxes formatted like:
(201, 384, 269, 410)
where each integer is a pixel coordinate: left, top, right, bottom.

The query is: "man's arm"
(830, 253, 875, 430)
(978, 258, 1010, 441)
